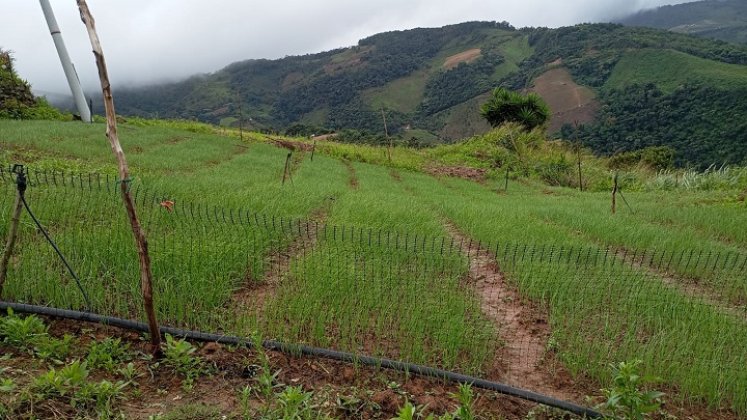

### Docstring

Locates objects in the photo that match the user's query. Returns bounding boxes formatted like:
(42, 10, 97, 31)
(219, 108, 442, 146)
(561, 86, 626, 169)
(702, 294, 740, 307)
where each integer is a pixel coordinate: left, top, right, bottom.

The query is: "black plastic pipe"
(0, 301, 601, 418)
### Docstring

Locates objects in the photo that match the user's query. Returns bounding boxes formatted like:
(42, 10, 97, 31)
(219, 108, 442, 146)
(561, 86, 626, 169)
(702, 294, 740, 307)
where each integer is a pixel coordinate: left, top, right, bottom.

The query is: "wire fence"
(1, 168, 746, 411)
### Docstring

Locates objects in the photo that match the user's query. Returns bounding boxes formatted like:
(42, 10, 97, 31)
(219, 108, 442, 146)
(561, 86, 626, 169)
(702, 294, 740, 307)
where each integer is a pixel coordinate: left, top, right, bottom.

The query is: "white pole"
(39, 0, 91, 123)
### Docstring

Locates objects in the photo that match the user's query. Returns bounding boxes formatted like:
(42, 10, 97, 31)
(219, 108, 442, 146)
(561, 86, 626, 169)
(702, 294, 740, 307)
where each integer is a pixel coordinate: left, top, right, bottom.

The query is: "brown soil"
(426, 165, 486, 182)
(444, 222, 585, 402)
(265, 136, 314, 152)
(311, 133, 337, 141)
(343, 160, 359, 190)
(2, 317, 546, 419)
(530, 67, 600, 133)
(443, 48, 482, 70)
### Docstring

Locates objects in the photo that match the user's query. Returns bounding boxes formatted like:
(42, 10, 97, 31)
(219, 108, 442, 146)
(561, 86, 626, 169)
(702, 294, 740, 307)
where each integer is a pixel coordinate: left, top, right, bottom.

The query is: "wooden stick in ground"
(282, 152, 292, 185)
(76, 0, 161, 352)
(381, 108, 391, 162)
(0, 191, 23, 297)
(574, 120, 583, 192)
(611, 172, 618, 214)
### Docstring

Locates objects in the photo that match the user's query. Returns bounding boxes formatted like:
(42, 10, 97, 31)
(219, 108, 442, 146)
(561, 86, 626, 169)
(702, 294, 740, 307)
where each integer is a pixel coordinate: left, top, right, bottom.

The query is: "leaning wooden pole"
(76, 0, 161, 352)
(0, 189, 23, 297)
(611, 172, 619, 215)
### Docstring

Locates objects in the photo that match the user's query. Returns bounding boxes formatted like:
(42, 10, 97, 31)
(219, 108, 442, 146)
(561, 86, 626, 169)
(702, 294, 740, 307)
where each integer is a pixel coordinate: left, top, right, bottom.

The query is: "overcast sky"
(2, 0, 694, 95)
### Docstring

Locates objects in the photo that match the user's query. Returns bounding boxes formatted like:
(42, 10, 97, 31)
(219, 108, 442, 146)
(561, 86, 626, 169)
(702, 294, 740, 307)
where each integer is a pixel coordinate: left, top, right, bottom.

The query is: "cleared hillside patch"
(530, 67, 599, 132)
(605, 48, 747, 93)
(443, 48, 482, 69)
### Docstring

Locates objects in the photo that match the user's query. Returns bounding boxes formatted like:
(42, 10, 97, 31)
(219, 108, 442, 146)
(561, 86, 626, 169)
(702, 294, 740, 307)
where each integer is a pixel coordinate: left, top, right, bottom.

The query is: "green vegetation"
(1, 119, 747, 417)
(0, 50, 65, 121)
(106, 21, 747, 168)
(480, 88, 549, 131)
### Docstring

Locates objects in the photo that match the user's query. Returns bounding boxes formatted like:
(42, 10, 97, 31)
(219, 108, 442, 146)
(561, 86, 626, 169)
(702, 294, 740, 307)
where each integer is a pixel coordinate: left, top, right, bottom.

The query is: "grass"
(1, 118, 747, 414)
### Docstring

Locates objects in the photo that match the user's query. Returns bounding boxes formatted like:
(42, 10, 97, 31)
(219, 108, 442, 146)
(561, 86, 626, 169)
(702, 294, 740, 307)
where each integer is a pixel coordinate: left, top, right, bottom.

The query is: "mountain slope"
(112, 22, 747, 166)
(619, 0, 747, 45)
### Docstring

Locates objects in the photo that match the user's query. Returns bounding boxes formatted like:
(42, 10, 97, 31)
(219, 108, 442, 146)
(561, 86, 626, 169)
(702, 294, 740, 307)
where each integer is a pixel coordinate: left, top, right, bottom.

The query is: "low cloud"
(2, 0, 694, 94)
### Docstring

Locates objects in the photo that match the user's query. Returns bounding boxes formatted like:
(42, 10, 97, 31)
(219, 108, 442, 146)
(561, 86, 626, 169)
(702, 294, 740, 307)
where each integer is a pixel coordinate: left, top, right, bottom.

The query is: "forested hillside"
(111, 22, 747, 167)
(620, 0, 747, 45)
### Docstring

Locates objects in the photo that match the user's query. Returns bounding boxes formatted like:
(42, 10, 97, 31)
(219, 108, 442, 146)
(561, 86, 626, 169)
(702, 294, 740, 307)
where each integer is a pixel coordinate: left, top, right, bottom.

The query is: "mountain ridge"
(111, 21, 747, 167)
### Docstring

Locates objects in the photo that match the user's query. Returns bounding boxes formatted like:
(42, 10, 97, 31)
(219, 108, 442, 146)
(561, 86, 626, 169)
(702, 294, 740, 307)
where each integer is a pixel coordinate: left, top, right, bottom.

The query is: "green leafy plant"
(0, 378, 16, 393)
(391, 400, 439, 420)
(87, 337, 132, 371)
(117, 362, 139, 383)
(32, 360, 89, 399)
(162, 334, 204, 390)
(600, 360, 665, 419)
(451, 383, 475, 420)
(276, 385, 314, 419)
(73, 379, 128, 415)
(0, 309, 48, 348)
(238, 385, 252, 418)
(34, 334, 75, 361)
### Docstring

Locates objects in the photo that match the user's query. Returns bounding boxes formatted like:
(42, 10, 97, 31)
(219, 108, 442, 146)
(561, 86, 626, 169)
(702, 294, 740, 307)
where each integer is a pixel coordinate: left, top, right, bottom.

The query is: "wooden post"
(0, 170, 24, 297)
(381, 108, 391, 162)
(612, 172, 618, 215)
(505, 166, 510, 192)
(76, 0, 161, 352)
(311, 139, 316, 162)
(574, 120, 583, 192)
(237, 93, 243, 142)
(282, 152, 292, 185)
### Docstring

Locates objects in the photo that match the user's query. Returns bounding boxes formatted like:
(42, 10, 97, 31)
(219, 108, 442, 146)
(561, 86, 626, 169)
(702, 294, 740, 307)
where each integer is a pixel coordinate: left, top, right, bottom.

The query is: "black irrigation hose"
(0, 302, 601, 418)
(12, 169, 91, 310)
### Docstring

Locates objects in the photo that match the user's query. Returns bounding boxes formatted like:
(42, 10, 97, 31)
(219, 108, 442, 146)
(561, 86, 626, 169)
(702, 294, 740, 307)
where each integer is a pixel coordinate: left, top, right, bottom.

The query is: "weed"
(162, 334, 204, 390)
(0, 378, 16, 393)
(117, 362, 139, 382)
(276, 385, 314, 419)
(34, 334, 75, 361)
(0, 309, 47, 348)
(87, 337, 132, 371)
(72, 379, 128, 416)
(238, 385, 252, 418)
(451, 383, 475, 420)
(32, 360, 89, 399)
(599, 360, 665, 419)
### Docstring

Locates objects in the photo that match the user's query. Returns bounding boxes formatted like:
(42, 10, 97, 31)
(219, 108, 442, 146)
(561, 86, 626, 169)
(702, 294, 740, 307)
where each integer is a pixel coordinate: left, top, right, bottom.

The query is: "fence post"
(282, 152, 293, 185)
(611, 172, 618, 215)
(77, 0, 161, 353)
(0, 165, 25, 297)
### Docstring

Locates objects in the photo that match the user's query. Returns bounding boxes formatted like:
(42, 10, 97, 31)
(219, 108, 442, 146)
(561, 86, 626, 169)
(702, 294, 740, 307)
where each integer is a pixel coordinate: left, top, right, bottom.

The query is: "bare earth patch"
(530, 67, 600, 133)
(443, 49, 482, 70)
(426, 165, 486, 182)
(343, 160, 359, 190)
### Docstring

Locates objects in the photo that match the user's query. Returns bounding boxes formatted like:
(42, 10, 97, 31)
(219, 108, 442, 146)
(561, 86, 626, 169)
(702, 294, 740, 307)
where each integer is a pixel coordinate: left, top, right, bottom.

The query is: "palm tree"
(480, 88, 550, 131)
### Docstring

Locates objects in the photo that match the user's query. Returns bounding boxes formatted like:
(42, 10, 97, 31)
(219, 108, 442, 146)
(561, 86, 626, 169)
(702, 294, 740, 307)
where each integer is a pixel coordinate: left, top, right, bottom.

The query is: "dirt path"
(616, 249, 747, 321)
(540, 216, 746, 319)
(343, 160, 359, 190)
(231, 207, 328, 313)
(444, 223, 582, 401)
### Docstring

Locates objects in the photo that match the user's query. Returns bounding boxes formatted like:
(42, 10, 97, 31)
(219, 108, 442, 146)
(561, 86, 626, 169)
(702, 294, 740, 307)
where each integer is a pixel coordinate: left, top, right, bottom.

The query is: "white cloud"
(1, 0, 695, 94)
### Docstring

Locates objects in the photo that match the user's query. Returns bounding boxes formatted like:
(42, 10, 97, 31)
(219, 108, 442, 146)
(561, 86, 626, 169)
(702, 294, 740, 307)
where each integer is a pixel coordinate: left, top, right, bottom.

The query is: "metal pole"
(39, 0, 91, 123)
